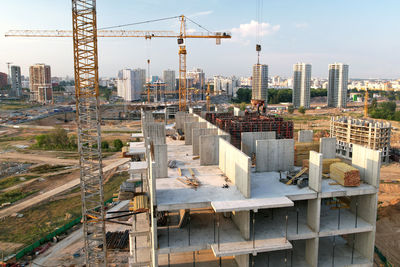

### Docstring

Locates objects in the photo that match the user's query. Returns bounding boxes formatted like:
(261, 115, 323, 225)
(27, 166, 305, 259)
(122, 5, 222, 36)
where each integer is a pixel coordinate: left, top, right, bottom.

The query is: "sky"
(0, 0, 400, 79)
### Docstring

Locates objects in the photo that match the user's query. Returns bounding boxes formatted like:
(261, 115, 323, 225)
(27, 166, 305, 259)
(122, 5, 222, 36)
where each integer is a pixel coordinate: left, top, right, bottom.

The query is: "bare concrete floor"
(158, 250, 238, 267)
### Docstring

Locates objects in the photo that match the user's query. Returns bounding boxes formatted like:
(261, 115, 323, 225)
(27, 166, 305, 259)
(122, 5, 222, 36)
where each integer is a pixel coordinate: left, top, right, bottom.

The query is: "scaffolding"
(330, 116, 391, 162)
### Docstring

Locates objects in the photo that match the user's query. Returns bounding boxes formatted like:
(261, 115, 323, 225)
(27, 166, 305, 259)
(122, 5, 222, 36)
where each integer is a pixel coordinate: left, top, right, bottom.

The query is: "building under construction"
(124, 110, 381, 267)
(330, 116, 391, 163)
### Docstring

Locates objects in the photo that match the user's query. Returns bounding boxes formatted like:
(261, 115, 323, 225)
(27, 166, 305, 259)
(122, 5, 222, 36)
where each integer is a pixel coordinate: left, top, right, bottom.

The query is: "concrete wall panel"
(199, 135, 229, 166)
(192, 128, 218, 156)
(352, 144, 381, 187)
(319, 137, 336, 159)
(154, 144, 168, 178)
(298, 130, 313, 143)
(184, 121, 207, 145)
(255, 139, 294, 172)
(219, 138, 251, 198)
(144, 122, 166, 146)
(241, 131, 276, 156)
(309, 151, 322, 192)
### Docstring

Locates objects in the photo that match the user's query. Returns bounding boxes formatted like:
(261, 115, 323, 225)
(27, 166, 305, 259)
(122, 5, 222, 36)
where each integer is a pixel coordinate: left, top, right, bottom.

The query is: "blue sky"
(1, 0, 399, 79)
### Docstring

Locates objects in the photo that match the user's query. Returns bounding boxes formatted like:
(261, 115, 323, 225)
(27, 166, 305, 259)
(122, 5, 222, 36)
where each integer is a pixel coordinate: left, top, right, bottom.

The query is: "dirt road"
(0, 158, 130, 219)
(0, 152, 78, 165)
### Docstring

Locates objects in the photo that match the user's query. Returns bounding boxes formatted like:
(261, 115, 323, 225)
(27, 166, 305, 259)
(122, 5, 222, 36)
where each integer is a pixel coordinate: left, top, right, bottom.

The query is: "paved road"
(0, 158, 130, 219)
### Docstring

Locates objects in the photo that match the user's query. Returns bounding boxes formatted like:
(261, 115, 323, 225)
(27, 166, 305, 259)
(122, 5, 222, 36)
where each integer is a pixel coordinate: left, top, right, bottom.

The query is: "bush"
(298, 106, 306, 114)
(113, 139, 123, 151)
(33, 127, 77, 150)
(101, 141, 109, 149)
(288, 105, 294, 114)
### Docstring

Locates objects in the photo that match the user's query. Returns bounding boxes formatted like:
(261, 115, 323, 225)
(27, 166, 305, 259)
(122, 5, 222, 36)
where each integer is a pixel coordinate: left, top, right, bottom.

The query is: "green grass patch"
(0, 171, 128, 246)
(0, 189, 38, 206)
(30, 164, 68, 174)
(0, 136, 27, 143)
(0, 175, 39, 190)
(0, 103, 40, 110)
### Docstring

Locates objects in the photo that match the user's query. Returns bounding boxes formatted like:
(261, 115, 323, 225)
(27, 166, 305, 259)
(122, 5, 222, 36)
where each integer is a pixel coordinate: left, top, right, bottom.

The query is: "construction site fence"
(12, 197, 114, 261)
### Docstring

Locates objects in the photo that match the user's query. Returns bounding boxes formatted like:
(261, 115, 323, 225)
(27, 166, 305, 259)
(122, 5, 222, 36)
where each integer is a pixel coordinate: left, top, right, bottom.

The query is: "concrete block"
(192, 128, 218, 156)
(184, 122, 207, 145)
(352, 144, 381, 187)
(154, 144, 168, 178)
(219, 138, 251, 198)
(199, 135, 229, 166)
(308, 151, 322, 192)
(319, 137, 336, 159)
(255, 139, 294, 172)
(305, 238, 319, 267)
(241, 131, 276, 156)
(298, 130, 313, 143)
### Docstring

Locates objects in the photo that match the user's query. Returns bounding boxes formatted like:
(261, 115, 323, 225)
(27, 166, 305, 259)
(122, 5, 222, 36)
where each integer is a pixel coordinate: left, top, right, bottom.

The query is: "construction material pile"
(302, 158, 342, 173)
(205, 112, 294, 148)
(330, 162, 360, 186)
(294, 142, 319, 166)
(106, 230, 129, 250)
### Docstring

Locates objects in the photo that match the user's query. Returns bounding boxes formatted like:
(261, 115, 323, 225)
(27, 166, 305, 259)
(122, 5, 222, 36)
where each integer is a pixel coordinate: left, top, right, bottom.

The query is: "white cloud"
(231, 20, 280, 38)
(188, 10, 213, 18)
(228, 20, 280, 45)
(294, 23, 308, 29)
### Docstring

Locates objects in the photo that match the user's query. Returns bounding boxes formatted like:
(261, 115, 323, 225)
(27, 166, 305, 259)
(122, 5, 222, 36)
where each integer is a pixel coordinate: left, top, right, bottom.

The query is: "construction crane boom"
(5, 16, 231, 111)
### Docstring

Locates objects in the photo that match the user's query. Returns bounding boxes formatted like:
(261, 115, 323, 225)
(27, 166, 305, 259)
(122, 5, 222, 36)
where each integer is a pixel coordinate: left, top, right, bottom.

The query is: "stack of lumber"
(302, 158, 342, 174)
(330, 162, 360, 187)
(130, 195, 149, 212)
(294, 142, 320, 166)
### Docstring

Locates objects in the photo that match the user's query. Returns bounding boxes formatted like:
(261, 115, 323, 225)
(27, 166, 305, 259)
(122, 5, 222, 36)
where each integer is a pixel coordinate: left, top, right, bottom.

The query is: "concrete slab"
(129, 161, 148, 174)
(298, 130, 313, 143)
(320, 179, 377, 198)
(132, 133, 144, 139)
(241, 132, 276, 156)
(255, 139, 294, 172)
(319, 137, 336, 159)
(251, 172, 317, 201)
(128, 142, 146, 156)
(211, 197, 293, 213)
(211, 238, 292, 257)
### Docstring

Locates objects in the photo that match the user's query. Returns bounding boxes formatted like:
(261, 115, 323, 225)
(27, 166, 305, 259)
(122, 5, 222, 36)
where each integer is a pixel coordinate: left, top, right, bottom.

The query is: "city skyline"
(1, 0, 400, 79)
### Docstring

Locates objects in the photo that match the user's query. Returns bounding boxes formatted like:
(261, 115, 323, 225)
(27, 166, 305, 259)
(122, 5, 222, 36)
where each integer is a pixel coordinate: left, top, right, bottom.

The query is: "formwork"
(205, 112, 294, 148)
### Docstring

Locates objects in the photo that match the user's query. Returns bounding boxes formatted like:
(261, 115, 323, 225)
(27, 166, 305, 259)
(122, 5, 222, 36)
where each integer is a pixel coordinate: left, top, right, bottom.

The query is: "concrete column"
(234, 254, 250, 267)
(305, 238, 319, 267)
(319, 137, 336, 159)
(308, 151, 322, 192)
(298, 130, 313, 143)
(307, 198, 321, 232)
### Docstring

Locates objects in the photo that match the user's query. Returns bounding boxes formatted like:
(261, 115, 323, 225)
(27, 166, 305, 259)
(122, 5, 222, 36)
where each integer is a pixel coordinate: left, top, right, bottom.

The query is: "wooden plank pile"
(302, 158, 342, 174)
(294, 142, 320, 166)
(329, 162, 360, 187)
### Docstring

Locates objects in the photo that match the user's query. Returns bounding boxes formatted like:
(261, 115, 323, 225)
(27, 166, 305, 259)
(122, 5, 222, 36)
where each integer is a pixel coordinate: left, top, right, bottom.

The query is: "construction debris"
(177, 176, 201, 189)
(168, 160, 177, 168)
(286, 168, 308, 185)
(330, 162, 360, 187)
(106, 230, 129, 250)
(302, 158, 342, 174)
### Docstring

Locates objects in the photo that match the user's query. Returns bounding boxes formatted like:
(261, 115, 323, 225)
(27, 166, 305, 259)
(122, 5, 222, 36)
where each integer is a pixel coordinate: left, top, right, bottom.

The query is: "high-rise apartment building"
(251, 64, 268, 101)
(117, 68, 146, 101)
(0, 72, 7, 88)
(11, 65, 22, 98)
(327, 63, 349, 108)
(29, 64, 52, 103)
(162, 70, 176, 92)
(187, 68, 205, 89)
(292, 63, 311, 108)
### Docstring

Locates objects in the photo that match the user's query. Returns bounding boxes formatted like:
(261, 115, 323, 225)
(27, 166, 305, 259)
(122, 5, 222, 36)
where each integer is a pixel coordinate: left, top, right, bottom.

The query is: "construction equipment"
(286, 167, 308, 185)
(72, 1, 107, 265)
(6, 15, 231, 111)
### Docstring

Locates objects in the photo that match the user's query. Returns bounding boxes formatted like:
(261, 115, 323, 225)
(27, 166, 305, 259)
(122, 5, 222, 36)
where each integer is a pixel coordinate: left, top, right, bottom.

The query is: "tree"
(298, 106, 306, 114)
(101, 141, 109, 150)
(113, 139, 123, 151)
(288, 105, 294, 114)
(235, 88, 252, 103)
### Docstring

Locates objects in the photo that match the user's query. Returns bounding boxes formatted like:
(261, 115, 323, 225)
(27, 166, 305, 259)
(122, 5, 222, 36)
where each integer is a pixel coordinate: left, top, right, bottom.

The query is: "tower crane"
(6, 15, 231, 111)
(6, 6, 230, 266)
